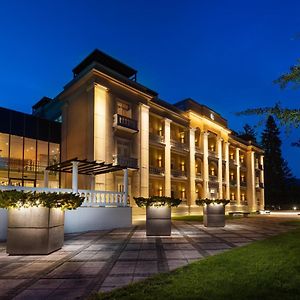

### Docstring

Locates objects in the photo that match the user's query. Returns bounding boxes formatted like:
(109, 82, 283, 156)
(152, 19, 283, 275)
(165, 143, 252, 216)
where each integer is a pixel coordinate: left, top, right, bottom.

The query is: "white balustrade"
(0, 186, 127, 207)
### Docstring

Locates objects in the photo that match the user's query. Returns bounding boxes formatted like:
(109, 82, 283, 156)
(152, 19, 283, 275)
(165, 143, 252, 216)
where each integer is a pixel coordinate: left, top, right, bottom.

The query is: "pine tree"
(238, 124, 257, 143)
(261, 116, 287, 206)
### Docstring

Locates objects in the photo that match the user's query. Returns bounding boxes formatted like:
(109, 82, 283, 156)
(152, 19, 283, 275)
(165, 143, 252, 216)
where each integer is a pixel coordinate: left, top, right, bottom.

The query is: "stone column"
(189, 128, 196, 205)
(72, 161, 79, 193)
(260, 155, 265, 210)
(139, 104, 150, 198)
(236, 147, 241, 206)
(164, 119, 172, 197)
(247, 150, 256, 211)
(224, 142, 230, 200)
(202, 131, 209, 198)
(217, 137, 223, 199)
(43, 170, 49, 188)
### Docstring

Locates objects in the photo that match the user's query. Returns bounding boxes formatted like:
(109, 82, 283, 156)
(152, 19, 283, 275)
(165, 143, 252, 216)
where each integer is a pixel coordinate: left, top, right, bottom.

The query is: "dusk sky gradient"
(0, 0, 299, 175)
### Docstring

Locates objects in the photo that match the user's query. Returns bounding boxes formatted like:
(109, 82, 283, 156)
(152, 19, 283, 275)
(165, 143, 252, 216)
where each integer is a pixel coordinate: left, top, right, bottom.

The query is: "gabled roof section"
(174, 98, 228, 127)
(72, 49, 137, 80)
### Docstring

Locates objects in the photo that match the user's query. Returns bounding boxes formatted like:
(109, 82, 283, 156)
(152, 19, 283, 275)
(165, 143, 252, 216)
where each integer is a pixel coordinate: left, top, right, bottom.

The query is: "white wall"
(64, 207, 132, 234)
(0, 209, 8, 241)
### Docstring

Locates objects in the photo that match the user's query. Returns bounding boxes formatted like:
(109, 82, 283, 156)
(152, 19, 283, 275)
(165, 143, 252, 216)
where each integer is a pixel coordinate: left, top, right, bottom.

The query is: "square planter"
(7, 207, 64, 255)
(146, 206, 171, 236)
(203, 204, 225, 227)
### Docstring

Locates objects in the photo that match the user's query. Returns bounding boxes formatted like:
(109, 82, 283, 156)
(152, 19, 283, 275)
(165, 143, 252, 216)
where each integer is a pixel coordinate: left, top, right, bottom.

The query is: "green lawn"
(91, 226, 300, 300)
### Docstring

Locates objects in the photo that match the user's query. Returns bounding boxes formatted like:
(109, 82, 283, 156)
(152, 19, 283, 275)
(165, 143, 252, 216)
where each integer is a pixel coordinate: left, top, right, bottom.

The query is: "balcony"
(113, 155, 138, 169)
(240, 181, 247, 187)
(149, 166, 164, 175)
(113, 114, 138, 133)
(149, 133, 165, 144)
(170, 139, 189, 152)
(230, 180, 237, 186)
(240, 201, 248, 206)
(195, 172, 202, 181)
(209, 175, 218, 182)
(171, 169, 187, 178)
(208, 150, 218, 159)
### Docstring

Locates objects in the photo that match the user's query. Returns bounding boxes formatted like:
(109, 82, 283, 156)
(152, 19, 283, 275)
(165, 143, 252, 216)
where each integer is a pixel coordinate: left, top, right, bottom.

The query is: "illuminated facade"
(2, 49, 264, 212)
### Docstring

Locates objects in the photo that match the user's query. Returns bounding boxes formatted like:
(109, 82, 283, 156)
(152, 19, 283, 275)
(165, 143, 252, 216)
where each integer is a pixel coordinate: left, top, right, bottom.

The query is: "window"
(0, 133, 9, 185)
(9, 135, 23, 179)
(117, 140, 130, 157)
(117, 100, 131, 118)
(230, 172, 234, 180)
(23, 138, 36, 180)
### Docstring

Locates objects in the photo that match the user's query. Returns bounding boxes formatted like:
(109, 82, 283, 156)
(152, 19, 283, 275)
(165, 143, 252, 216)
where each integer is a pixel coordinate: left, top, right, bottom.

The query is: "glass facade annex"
(0, 107, 61, 187)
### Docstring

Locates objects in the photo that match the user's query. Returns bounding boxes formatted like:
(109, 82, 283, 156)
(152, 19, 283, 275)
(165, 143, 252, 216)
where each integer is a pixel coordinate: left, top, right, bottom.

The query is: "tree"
(261, 116, 287, 206)
(237, 59, 300, 146)
(238, 124, 257, 143)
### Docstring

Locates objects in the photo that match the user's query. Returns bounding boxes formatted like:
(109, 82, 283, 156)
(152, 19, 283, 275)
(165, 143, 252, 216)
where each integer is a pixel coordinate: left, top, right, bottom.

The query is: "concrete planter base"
(7, 207, 64, 255)
(203, 205, 225, 227)
(146, 207, 171, 236)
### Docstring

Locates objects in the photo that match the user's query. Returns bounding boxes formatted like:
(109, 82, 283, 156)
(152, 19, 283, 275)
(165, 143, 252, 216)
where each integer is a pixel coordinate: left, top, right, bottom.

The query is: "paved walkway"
(0, 216, 298, 300)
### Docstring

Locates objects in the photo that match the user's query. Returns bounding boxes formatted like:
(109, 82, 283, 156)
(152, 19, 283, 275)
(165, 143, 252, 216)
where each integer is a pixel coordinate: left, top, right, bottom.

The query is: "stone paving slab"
(0, 216, 298, 299)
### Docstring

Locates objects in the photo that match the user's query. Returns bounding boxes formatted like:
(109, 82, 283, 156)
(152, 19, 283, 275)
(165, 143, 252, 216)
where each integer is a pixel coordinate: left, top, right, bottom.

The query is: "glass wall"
(0, 132, 60, 187)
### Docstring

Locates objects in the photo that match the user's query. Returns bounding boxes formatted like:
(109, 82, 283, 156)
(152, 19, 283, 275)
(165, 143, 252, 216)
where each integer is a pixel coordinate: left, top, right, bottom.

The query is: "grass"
(91, 227, 300, 300)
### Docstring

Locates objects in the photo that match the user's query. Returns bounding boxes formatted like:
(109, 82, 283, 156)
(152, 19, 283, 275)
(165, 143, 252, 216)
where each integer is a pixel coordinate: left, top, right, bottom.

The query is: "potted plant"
(196, 199, 230, 227)
(134, 196, 181, 236)
(0, 190, 84, 255)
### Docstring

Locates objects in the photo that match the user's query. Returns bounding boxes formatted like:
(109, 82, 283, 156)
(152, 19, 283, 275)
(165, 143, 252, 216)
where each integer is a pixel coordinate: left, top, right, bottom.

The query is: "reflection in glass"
(0, 133, 9, 185)
(10, 135, 23, 180)
(24, 138, 36, 180)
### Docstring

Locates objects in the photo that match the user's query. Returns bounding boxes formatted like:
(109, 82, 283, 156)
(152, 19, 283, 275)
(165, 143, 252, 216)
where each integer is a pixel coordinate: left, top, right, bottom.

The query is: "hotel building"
(0, 49, 264, 212)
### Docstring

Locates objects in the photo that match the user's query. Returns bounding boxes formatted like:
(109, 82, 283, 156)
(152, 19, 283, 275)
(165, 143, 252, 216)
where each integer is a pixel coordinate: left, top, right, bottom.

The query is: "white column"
(224, 142, 230, 200)
(44, 170, 49, 188)
(164, 118, 172, 197)
(72, 161, 79, 193)
(260, 155, 265, 209)
(189, 128, 196, 205)
(217, 137, 223, 199)
(123, 168, 129, 206)
(236, 148, 240, 206)
(202, 131, 209, 198)
(247, 150, 256, 211)
(140, 104, 150, 198)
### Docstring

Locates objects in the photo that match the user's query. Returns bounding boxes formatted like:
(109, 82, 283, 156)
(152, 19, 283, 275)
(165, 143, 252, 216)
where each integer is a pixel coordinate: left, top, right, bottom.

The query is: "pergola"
(45, 158, 129, 198)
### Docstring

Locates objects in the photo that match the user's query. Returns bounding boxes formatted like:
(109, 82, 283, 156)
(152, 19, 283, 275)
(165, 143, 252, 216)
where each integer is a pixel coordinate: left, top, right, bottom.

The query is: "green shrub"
(0, 190, 84, 210)
(196, 198, 230, 206)
(134, 196, 182, 208)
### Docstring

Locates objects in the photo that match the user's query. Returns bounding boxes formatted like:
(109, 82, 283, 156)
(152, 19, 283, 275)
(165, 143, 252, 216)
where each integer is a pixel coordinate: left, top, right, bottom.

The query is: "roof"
(174, 98, 228, 127)
(72, 49, 137, 79)
(46, 158, 125, 175)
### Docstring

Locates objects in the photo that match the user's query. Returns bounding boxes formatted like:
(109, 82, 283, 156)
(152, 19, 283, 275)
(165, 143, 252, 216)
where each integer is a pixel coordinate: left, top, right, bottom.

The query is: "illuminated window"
(231, 193, 235, 200)
(180, 133, 185, 143)
(158, 126, 163, 136)
(181, 188, 186, 199)
(230, 153, 234, 160)
(241, 193, 245, 201)
(230, 172, 234, 180)
(211, 167, 215, 176)
(210, 144, 215, 151)
(240, 155, 244, 163)
(181, 162, 185, 171)
(157, 156, 162, 167)
(241, 174, 245, 182)
(117, 100, 131, 118)
(158, 187, 163, 197)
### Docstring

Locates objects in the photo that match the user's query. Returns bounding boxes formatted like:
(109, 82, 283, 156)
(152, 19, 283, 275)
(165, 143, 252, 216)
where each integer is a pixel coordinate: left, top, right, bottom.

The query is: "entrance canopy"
(46, 158, 125, 175)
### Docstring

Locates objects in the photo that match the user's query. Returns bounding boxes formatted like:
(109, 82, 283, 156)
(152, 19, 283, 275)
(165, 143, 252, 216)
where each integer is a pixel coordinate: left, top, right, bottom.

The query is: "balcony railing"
(208, 150, 218, 158)
(259, 182, 264, 188)
(113, 155, 138, 169)
(113, 114, 138, 132)
(149, 133, 165, 144)
(170, 139, 189, 151)
(149, 166, 164, 175)
(209, 175, 218, 182)
(230, 180, 237, 186)
(171, 169, 187, 178)
(240, 181, 247, 187)
(240, 201, 248, 206)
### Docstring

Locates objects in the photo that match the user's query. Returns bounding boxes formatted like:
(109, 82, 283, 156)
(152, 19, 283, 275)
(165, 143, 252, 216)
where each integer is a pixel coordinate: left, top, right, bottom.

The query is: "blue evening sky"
(0, 0, 299, 176)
